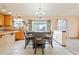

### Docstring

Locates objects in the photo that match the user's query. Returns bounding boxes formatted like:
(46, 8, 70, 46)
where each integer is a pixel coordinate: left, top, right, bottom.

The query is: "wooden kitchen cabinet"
(0, 14, 4, 26)
(15, 31, 24, 40)
(4, 15, 13, 27)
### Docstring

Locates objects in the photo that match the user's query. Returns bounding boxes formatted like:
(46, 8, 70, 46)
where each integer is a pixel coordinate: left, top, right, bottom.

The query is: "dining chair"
(44, 31, 53, 48)
(24, 31, 35, 49)
(33, 32, 45, 54)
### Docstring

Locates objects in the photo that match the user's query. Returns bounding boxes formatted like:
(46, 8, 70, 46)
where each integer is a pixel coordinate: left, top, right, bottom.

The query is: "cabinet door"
(15, 31, 24, 40)
(4, 15, 13, 27)
(0, 33, 15, 51)
(0, 14, 4, 26)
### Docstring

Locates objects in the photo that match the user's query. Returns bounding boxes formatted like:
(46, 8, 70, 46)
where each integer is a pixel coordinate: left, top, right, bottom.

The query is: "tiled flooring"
(0, 40, 73, 55)
(66, 39, 79, 55)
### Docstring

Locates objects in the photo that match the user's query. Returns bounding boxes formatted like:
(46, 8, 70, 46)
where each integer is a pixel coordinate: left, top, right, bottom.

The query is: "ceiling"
(0, 3, 79, 16)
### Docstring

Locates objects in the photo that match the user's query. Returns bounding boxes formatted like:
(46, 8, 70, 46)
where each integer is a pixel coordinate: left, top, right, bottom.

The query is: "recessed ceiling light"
(7, 11, 12, 14)
(1, 9, 7, 12)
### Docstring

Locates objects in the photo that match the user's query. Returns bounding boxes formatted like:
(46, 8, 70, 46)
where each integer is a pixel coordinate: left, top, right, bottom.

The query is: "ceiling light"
(1, 3, 12, 15)
(1, 3, 7, 12)
(1, 9, 7, 12)
(7, 11, 12, 14)
(35, 4, 46, 19)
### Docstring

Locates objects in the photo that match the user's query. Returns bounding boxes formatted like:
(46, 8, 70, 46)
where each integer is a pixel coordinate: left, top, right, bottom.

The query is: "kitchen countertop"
(0, 30, 19, 36)
(0, 27, 26, 36)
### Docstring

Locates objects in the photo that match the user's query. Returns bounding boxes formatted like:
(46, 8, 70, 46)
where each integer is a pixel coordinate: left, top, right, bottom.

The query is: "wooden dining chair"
(24, 31, 35, 49)
(33, 32, 45, 54)
(44, 31, 53, 48)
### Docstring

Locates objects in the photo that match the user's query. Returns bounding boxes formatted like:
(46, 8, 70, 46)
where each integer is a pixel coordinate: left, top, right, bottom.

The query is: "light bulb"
(7, 11, 12, 14)
(1, 9, 7, 12)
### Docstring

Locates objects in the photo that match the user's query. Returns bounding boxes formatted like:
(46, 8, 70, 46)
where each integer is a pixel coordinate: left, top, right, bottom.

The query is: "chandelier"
(35, 4, 46, 19)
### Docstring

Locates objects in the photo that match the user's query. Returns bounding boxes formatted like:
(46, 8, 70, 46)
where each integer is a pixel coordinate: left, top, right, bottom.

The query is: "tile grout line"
(53, 39, 76, 55)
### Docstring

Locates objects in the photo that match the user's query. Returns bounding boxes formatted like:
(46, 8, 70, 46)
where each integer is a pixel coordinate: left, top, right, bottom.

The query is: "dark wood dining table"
(25, 31, 52, 54)
(27, 31, 51, 47)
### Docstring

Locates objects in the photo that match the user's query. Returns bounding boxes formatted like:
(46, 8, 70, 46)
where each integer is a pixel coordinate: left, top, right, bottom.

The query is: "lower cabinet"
(53, 30, 66, 46)
(0, 33, 15, 51)
(15, 31, 24, 40)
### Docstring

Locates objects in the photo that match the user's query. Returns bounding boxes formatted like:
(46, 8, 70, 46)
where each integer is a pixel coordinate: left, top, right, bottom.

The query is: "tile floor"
(0, 40, 73, 55)
(66, 39, 79, 55)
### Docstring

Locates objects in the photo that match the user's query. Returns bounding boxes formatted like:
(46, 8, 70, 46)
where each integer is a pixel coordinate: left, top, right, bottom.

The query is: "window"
(13, 18, 24, 28)
(57, 19, 67, 31)
(28, 20, 51, 32)
(34, 23, 47, 32)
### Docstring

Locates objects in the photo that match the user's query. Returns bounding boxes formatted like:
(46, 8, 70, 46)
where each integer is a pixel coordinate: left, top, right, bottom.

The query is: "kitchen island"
(0, 30, 18, 51)
(53, 30, 67, 47)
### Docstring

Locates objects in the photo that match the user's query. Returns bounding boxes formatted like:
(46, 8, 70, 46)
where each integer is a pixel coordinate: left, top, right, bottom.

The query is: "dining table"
(26, 31, 52, 47)
(25, 31, 52, 54)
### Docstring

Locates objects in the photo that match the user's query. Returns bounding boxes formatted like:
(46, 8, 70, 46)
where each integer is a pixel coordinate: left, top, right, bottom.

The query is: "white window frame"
(13, 18, 24, 28)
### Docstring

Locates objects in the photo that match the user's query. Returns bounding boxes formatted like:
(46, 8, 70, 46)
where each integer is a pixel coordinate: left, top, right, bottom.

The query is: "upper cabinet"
(4, 15, 13, 27)
(0, 14, 4, 26)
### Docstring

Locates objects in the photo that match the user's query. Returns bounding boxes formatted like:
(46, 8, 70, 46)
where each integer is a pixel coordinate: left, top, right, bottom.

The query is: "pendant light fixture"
(35, 3, 46, 19)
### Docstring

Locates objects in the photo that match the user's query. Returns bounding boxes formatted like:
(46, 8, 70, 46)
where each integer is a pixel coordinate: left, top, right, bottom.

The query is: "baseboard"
(62, 45, 67, 47)
(69, 37, 79, 39)
(15, 39, 24, 41)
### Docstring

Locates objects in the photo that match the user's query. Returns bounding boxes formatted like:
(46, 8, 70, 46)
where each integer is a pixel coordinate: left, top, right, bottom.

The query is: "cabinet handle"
(10, 33, 14, 35)
(0, 34, 5, 38)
